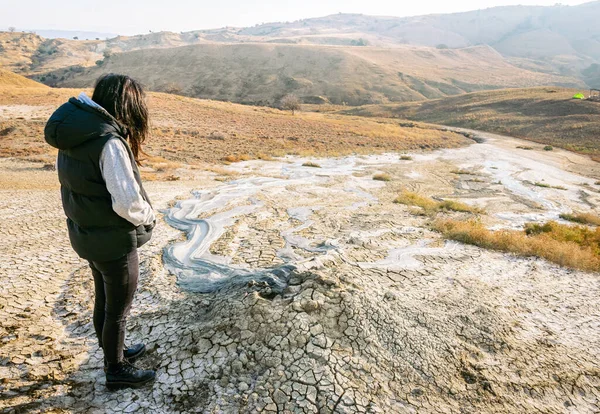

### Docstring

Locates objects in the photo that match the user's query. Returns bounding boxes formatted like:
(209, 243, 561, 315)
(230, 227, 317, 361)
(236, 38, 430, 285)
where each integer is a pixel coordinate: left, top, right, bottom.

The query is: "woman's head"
(92, 74, 149, 164)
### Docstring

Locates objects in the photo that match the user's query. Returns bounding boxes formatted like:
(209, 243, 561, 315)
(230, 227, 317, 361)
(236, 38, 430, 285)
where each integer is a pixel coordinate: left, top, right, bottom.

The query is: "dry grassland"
(0, 86, 470, 170)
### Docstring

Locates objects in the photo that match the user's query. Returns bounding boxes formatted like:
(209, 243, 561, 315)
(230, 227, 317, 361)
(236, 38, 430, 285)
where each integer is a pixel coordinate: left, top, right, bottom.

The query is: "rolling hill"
(0, 68, 47, 88)
(342, 87, 600, 160)
(1, 2, 599, 105)
(40, 43, 581, 106)
(237, 3, 600, 61)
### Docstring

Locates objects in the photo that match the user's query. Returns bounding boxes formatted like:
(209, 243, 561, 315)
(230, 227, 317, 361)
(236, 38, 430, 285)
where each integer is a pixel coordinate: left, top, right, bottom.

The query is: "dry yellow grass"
(394, 191, 481, 214)
(433, 219, 600, 272)
(533, 182, 567, 190)
(560, 212, 600, 226)
(0, 68, 48, 88)
(142, 155, 182, 171)
(223, 154, 252, 163)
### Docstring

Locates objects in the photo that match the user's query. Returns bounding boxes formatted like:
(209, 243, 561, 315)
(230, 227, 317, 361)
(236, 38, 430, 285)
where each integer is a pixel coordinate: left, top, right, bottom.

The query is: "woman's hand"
(144, 220, 156, 232)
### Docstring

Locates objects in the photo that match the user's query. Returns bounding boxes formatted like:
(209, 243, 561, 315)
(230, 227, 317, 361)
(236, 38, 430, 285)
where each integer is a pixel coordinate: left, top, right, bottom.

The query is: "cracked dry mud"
(2, 131, 600, 413)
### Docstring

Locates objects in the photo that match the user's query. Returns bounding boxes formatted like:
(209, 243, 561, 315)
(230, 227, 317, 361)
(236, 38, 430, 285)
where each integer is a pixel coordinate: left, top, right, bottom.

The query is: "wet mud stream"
(163, 131, 600, 293)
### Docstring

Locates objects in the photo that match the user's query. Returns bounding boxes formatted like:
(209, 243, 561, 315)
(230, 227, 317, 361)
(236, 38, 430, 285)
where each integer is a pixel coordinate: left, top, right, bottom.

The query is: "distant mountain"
(30, 30, 119, 40)
(235, 3, 600, 62)
(235, 3, 600, 82)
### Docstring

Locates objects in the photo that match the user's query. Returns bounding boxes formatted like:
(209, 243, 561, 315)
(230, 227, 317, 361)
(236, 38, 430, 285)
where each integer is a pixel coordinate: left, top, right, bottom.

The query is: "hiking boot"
(124, 343, 146, 362)
(106, 361, 156, 390)
(103, 343, 147, 371)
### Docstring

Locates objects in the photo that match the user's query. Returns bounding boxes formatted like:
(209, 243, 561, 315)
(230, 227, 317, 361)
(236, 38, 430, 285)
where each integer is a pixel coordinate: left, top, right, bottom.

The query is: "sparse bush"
(436, 44, 449, 49)
(281, 94, 301, 115)
(163, 82, 184, 95)
(351, 38, 368, 46)
(373, 173, 391, 182)
(517, 146, 534, 150)
(451, 169, 474, 175)
(400, 155, 413, 160)
(394, 191, 482, 214)
(302, 161, 321, 168)
(223, 154, 252, 163)
(207, 131, 226, 141)
(257, 153, 275, 161)
(534, 182, 566, 190)
(544, 145, 554, 151)
(0, 127, 16, 137)
(38, 43, 58, 55)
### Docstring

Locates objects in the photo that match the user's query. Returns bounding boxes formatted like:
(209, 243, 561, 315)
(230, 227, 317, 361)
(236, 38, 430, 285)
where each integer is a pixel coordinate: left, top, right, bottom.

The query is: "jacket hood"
(44, 97, 126, 150)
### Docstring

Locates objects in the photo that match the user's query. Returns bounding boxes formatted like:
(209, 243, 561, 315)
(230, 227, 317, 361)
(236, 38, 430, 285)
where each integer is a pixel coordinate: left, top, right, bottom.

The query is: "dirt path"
(1, 132, 599, 413)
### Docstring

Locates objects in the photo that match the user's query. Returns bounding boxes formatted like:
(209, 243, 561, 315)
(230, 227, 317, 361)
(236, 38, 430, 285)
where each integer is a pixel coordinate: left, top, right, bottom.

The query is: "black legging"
(89, 249, 139, 365)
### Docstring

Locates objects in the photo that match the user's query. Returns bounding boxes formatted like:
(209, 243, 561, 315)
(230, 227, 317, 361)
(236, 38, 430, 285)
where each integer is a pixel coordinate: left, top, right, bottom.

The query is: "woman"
(45, 74, 156, 390)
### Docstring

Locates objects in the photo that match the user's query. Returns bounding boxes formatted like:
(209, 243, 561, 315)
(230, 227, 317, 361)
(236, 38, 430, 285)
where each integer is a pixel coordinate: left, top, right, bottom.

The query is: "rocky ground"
(1, 131, 600, 413)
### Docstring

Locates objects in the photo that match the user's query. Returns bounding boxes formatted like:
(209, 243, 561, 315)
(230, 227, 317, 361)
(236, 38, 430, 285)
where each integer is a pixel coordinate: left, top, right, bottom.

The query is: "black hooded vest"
(45, 98, 152, 262)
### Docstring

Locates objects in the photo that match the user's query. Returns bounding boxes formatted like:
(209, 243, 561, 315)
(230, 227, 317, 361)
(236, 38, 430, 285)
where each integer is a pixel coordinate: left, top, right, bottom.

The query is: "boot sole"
(106, 376, 155, 391)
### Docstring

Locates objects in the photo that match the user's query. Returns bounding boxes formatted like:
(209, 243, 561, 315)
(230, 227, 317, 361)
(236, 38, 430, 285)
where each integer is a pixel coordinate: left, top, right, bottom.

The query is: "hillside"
(40, 43, 581, 106)
(343, 87, 600, 160)
(0, 31, 206, 76)
(238, 3, 600, 60)
(0, 68, 47, 88)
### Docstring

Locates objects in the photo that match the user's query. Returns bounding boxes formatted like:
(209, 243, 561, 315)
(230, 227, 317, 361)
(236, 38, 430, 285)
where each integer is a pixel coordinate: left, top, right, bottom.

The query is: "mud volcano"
(153, 137, 600, 413)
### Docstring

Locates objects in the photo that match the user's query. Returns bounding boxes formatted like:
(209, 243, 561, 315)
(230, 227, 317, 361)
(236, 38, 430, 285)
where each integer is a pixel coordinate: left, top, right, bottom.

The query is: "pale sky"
(1, 0, 593, 35)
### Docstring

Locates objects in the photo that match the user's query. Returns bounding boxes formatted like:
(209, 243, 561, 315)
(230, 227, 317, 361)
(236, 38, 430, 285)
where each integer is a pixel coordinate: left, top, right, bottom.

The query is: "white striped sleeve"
(99, 139, 155, 227)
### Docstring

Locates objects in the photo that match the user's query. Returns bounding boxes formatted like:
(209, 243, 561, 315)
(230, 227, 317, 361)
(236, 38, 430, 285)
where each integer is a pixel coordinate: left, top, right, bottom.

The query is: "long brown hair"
(92, 74, 149, 164)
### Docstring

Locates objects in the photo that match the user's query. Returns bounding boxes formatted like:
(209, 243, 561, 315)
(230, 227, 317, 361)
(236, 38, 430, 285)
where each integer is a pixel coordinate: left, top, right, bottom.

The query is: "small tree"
(281, 94, 301, 115)
(73, 36, 79, 40)
(8, 27, 16, 32)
